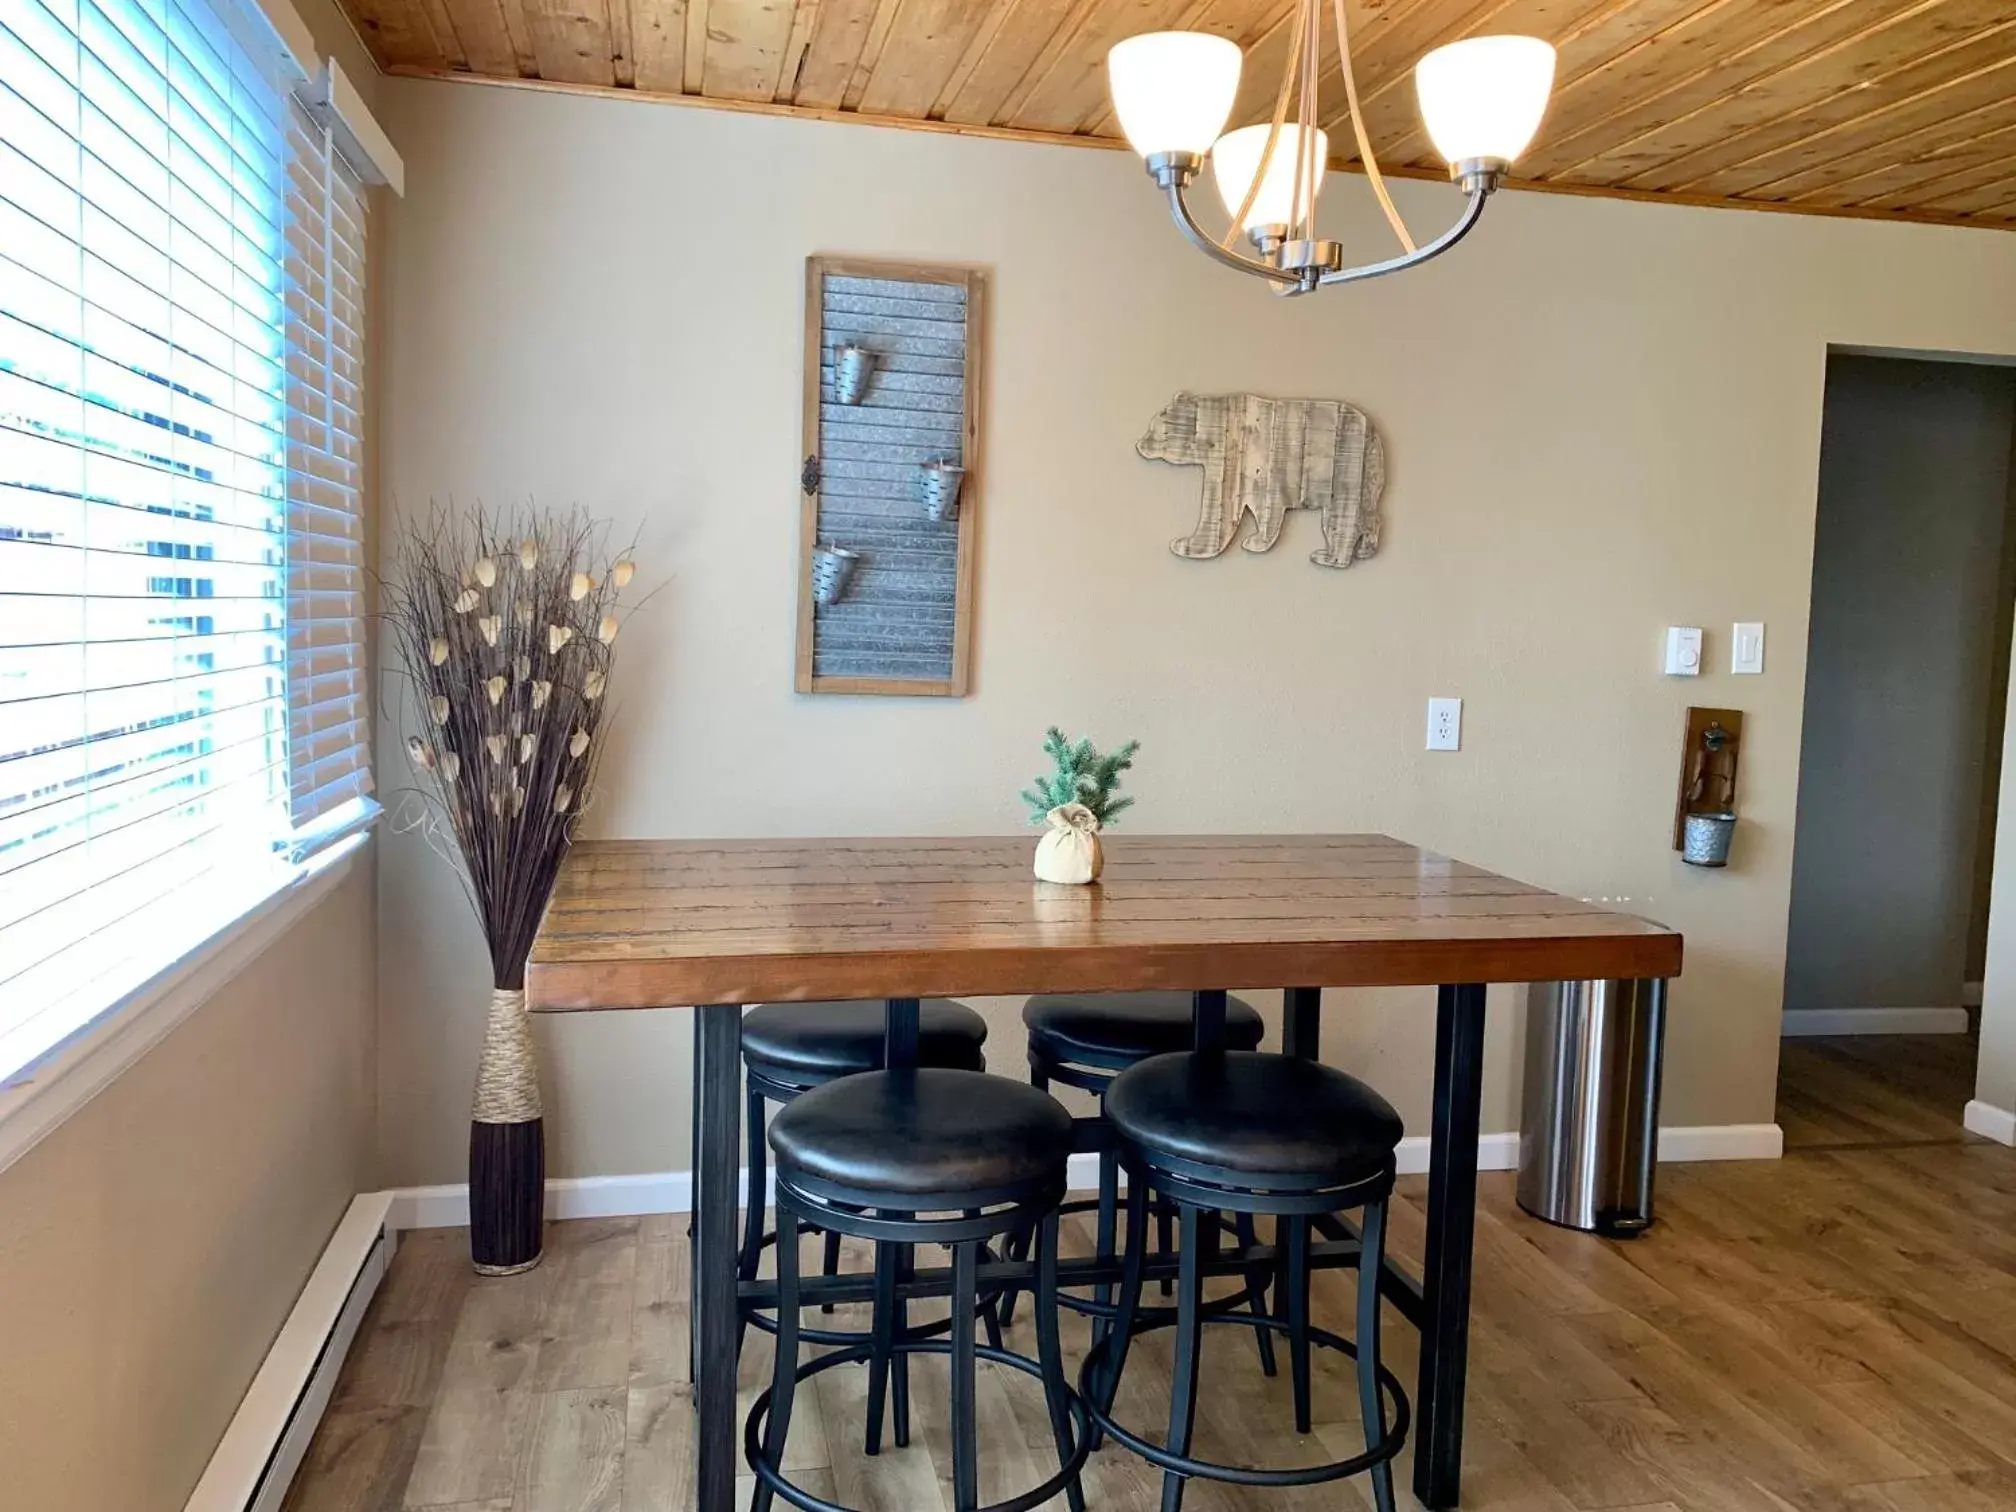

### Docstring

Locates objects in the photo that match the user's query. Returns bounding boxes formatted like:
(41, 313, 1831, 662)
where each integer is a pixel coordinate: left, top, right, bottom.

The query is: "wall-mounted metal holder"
(833, 344, 877, 405)
(1674, 707, 1742, 867)
(811, 545, 860, 605)
(918, 460, 965, 523)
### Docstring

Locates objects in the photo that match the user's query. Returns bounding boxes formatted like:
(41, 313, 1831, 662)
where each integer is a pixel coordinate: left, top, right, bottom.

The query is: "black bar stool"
(1006, 991, 1273, 1364)
(734, 998, 997, 1407)
(1083, 1050, 1410, 1512)
(746, 1067, 1091, 1512)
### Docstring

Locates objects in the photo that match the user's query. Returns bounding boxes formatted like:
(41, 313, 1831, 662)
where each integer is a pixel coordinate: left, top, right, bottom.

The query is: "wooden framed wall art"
(795, 256, 985, 697)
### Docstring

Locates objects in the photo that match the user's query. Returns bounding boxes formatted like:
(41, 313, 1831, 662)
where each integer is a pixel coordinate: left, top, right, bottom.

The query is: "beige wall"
(0, 862, 376, 1512)
(373, 77, 2016, 1187)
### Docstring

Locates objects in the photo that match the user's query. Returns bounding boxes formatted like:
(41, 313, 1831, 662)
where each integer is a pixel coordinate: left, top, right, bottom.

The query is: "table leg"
(1415, 982, 1486, 1510)
(885, 995, 920, 1068)
(1283, 986, 1321, 1059)
(693, 1004, 742, 1512)
(1191, 988, 1227, 1050)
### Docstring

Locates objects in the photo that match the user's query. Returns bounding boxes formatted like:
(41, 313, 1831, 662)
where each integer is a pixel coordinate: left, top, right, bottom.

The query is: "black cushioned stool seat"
(770, 1068, 1075, 1200)
(1002, 990, 1272, 1365)
(1087, 1049, 1409, 1512)
(743, 998, 986, 1083)
(1105, 1051, 1404, 1184)
(733, 999, 991, 1363)
(750, 1066, 1089, 1512)
(1023, 990, 1263, 1070)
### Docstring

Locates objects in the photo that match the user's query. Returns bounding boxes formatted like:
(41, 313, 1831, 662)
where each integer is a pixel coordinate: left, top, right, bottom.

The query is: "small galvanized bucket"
(919, 460, 965, 522)
(811, 545, 860, 606)
(833, 344, 876, 405)
(1681, 811, 1736, 868)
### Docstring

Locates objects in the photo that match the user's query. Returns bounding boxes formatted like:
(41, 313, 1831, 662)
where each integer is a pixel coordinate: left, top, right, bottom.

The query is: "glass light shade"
(1210, 123, 1330, 231)
(1414, 35, 1556, 166)
(1107, 32, 1242, 158)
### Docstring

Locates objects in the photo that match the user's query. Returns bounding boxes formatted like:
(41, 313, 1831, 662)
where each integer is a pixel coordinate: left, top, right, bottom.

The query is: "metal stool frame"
(1082, 1148, 1410, 1512)
(1005, 1037, 1277, 1377)
(747, 1167, 1090, 1512)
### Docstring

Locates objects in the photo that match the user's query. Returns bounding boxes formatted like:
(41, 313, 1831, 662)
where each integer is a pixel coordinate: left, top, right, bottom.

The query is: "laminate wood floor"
(1776, 1031, 1981, 1151)
(285, 1122, 2016, 1512)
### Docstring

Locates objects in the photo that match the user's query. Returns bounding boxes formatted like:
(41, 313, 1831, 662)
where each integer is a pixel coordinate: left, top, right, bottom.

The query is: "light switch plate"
(1732, 622, 1765, 674)
(1426, 697, 1461, 752)
(1664, 626, 1703, 677)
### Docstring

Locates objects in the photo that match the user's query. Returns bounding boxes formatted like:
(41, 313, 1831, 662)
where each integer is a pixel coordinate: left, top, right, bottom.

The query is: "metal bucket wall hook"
(833, 344, 877, 405)
(918, 459, 966, 522)
(811, 544, 860, 605)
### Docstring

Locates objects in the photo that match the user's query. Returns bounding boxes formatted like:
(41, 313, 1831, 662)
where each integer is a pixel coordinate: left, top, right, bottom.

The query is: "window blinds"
(284, 90, 370, 845)
(0, 0, 372, 1076)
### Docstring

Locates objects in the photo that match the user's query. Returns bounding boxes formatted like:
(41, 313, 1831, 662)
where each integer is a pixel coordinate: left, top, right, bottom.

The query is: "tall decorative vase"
(470, 986, 546, 1273)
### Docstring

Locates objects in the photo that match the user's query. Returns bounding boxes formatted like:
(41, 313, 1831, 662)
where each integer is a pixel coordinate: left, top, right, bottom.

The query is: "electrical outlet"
(1426, 697, 1462, 752)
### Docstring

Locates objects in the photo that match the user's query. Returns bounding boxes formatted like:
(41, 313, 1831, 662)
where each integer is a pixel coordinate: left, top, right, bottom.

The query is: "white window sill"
(0, 829, 374, 1180)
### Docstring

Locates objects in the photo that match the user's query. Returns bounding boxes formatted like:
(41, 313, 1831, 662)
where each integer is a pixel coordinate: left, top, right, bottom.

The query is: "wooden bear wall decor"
(1137, 392, 1385, 568)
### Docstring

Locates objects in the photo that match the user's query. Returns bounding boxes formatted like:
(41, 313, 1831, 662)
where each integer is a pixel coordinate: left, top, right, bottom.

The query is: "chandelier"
(1107, 16, 1556, 295)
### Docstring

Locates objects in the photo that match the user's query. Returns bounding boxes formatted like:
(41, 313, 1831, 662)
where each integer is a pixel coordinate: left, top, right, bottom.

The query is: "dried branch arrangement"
(383, 504, 636, 990)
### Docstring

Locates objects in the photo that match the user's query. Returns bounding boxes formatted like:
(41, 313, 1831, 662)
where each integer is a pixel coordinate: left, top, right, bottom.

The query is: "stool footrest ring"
(1078, 1316, 1410, 1488)
(746, 1338, 1092, 1512)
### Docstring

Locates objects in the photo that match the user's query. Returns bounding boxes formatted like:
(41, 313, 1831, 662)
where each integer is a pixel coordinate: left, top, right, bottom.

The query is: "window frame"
(0, 0, 399, 1167)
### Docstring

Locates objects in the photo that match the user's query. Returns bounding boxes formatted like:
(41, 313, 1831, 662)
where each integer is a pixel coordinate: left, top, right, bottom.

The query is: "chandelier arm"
(1331, 0, 1415, 255)
(1163, 176, 1304, 285)
(1222, 12, 1304, 251)
(1314, 182, 1489, 287)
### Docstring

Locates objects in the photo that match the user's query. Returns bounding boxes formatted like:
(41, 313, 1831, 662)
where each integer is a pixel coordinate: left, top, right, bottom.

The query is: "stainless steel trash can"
(1516, 977, 1668, 1237)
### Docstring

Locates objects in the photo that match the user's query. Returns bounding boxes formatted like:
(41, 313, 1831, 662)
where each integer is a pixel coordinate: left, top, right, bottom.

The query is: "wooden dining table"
(526, 834, 1683, 1511)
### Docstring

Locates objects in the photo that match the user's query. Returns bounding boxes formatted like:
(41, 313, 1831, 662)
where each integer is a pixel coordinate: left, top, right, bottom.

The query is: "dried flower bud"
(612, 556, 635, 588)
(510, 785, 525, 816)
(439, 750, 460, 783)
(514, 655, 531, 682)
(569, 728, 590, 758)
(473, 556, 497, 587)
(428, 636, 449, 666)
(549, 624, 575, 654)
(555, 784, 573, 814)
(453, 588, 480, 614)
(406, 734, 434, 770)
(514, 601, 534, 629)
(485, 734, 506, 765)
(584, 670, 606, 700)
(597, 613, 619, 645)
(518, 539, 539, 571)
(485, 674, 506, 705)
(532, 680, 552, 710)
(478, 615, 501, 647)
(569, 571, 595, 601)
(519, 733, 536, 764)
(489, 792, 502, 816)
(428, 694, 449, 725)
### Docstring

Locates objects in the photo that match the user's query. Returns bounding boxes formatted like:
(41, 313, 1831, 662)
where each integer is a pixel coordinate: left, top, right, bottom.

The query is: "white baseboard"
(185, 1192, 393, 1512)
(387, 1125, 1779, 1232)
(1654, 1122, 1784, 1162)
(1781, 1007, 1972, 1037)
(1398, 1132, 1521, 1176)
(1964, 1099, 2016, 1146)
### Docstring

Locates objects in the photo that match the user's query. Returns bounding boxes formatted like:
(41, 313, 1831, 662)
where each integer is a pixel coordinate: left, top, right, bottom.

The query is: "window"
(0, 0, 376, 1081)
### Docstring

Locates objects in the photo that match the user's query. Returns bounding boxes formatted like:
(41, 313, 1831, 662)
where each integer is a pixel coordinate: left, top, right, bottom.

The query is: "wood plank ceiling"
(341, 0, 2016, 228)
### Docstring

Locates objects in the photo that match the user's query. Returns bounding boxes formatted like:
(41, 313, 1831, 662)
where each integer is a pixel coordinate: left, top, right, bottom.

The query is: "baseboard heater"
(184, 1192, 395, 1512)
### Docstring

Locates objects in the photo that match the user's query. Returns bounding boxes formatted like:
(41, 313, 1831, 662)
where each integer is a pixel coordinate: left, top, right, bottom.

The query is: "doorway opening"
(1776, 352, 2016, 1152)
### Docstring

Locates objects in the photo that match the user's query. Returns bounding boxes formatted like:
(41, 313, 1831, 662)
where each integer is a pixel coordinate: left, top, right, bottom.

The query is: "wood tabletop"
(525, 835, 1682, 1010)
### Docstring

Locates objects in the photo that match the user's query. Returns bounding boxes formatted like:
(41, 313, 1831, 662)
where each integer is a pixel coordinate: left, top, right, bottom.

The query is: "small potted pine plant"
(1021, 727, 1140, 884)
